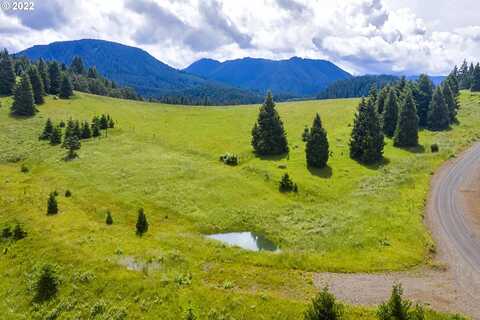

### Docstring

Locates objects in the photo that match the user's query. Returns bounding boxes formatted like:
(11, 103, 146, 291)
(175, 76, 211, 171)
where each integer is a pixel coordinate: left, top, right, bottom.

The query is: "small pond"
(206, 232, 280, 252)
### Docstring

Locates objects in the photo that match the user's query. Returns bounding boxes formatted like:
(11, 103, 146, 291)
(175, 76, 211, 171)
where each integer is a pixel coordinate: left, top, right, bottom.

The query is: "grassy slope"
(1, 92, 479, 319)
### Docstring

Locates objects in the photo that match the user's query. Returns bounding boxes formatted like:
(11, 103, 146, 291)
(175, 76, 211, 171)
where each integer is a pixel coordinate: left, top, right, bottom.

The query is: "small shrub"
(33, 264, 59, 302)
(12, 224, 27, 240)
(21, 164, 29, 173)
(377, 284, 425, 320)
(136, 208, 148, 236)
(430, 143, 439, 153)
(279, 173, 297, 193)
(219, 153, 238, 166)
(59, 121, 65, 128)
(2, 226, 12, 239)
(47, 192, 58, 215)
(106, 211, 113, 225)
(64, 190, 72, 197)
(304, 287, 343, 320)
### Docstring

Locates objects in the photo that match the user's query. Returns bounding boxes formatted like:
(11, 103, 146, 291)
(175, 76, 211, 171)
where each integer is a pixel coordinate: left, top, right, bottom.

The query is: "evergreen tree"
(394, 88, 419, 148)
(367, 85, 378, 106)
(458, 60, 469, 89)
(48, 62, 61, 95)
(0, 49, 16, 95)
(59, 74, 73, 99)
(11, 74, 36, 117)
(92, 123, 101, 137)
(376, 86, 390, 114)
(108, 117, 115, 128)
(64, 135, 81, 159)
(302, 126, 310, 142)
(382, 89, 399, 138)
(445, 73, 460, 97)
(471, 63, 480, 92)
(427, 87, 450, 131)
(88, 67, 98, 78)
(304, 287, 344, 320)
(279, 173, 297, 193)
(442, 84, 457, 123)
(305, 113, 329, 168)
(376, 284, 426, 320)
(81, 121, 92, 139)
(37, 59, 50, 94)
(63, 119, 76, 142)
(251, 92, 289, 155)
(47, 192, 58, 215)
(395, 76, 407, 93)
(106, 211, 113, 225)
(415, 74, 433, 127)
(349, 98, 384, 164)
(33, 264, 59, 302)
(50, 126, 62, 145)
(27, 65, 45, 105)
(39, 118, 54, 140)
(100, 114, 109, 129)
(70, 56, 85, 75)
(136, 208, 149, 236)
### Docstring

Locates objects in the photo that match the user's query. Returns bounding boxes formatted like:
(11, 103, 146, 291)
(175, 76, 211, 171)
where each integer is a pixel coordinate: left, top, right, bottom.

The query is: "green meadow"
(1, 91, 479, 319)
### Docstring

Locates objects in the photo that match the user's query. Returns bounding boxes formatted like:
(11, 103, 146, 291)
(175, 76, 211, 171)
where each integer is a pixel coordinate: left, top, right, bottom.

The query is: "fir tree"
(349, 98, 384, 164)
(11, 74, 36, 117)
(415, 74, 433, 127)
(279, 173, 297, 193)
(47, 192, 58, 215)
(108, 117, 115, 128)
(376, 86, 390, 114)
(88, 67, 98, 78)
(442, 84, 457, 124)
(92, 123, 101, 137)
(136, 208, 149, 236)
(382, 89, 399, 138)
(367, 85, 378, 106)
(59, 74, 73, 99)
(37, 59, 50, 94)
(445, 73, 460, 97)
(70, 56, 85, 75)
(27, 65, 45, 105)
(73, 120, 81, 138)
(304, 287, 344, 320)
(63, 119, 76, 142)
(0, 49, 16, 95)
(81, 121, 92, 139)
(305, 113, 329, 169)
(39, 118, 54, 140)
(64, 135, 81, 159)
(458, 60, 470, 89)
(471, 63, 480, 92)
(48, 62, 61, 95)
(427, 87, 450, 131)
(394, 88, 419, 148)
(376, 284, 425, 320)
(106, 211, 113, 225)
(33, 264, 59, 302)
(395, 76, 407, 93)
(50, 126, 62, 145)
(251, 92, 288, 156)
(100, 114, 109, 129)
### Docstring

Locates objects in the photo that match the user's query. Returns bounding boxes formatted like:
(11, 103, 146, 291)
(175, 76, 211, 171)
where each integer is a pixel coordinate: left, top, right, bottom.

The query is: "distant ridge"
(184, 56, 352, 97)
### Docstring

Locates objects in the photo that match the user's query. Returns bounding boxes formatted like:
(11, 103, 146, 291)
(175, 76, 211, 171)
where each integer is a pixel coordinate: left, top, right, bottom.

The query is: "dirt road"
(315, 143, 480, 318)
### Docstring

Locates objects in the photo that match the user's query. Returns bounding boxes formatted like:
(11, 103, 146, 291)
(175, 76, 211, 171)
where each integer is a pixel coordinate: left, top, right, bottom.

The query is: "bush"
(304, 287, 343, 320)
(136, 208, 148, 236)
(33, 264, 59, 302)
(430, 144, 439, 153)
(2, 226, 12, 239)
(279, 173, 298, 193)
(377, 284, 425, 320)
(13, 224, 27, 240)
(219, 153, 238, 166)
(47, 192, 58, 215)
(59, 121, 66, 128)
(21, 164, 29, 173)
(64, 190, 72, 197)
(106, 211, 113, 225)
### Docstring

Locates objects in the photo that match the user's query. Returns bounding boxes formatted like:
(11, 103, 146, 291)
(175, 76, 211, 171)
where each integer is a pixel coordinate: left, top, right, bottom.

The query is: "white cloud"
(0, 0, 479, 75)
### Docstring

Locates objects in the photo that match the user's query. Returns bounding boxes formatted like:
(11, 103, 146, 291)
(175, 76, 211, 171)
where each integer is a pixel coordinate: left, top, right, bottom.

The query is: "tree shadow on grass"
(8, 113, 36, 121)
(357, 157, 391, 170)
(307, 165, 333, 178)
(397, 144, 426, 154)
(256, 153, 289, 161)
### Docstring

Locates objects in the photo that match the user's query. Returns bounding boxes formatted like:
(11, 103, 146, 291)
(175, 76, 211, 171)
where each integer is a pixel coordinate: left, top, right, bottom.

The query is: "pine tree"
(349, 98, 384, 164)
(100, 114, 109, 129)
(251, 92, 289, 156)
(63, 119, 76, 143)
(39, 118, 54, 140)
(0, 49, 16, 95)
(377, 284, 412, 320)
(11, 74, 37, 117)
(27, 65, 45, 105)
(92, 123, 101, 137)
(136, 208, 149, 236)
(427, 87, 450, 131)
(48, 62, 61, 95)
(33, 264, 59, 302)
(70, 56, 85, 75)
(106, 211, 113, 225)
(305, 113, 329, 168)
(81, 121, 92, 139)
(279, 173, 297, 193)
(445, 73, 460, 97)
(415, 74, 433, 127)
(471, 63, 480, 92)
(47, 192, 58, 215)
(59, 74, 73, 99)
(376, 86, 390, 114)
(108, 118, 115, 128)
(88, 67, 98, 79)
(37, 59, 50, 93)
(73, 120, 81, 138)
(50, 126, 62, 145)
(458, 60, 469, 89)
(64, 135, 81, 159)
(304, 287, 344, 320)
(382, 89, 399, 138)
(367, 85, 378, 106)
(395, 76, 407, 93)
(442, 84, 457, 124)
(394, 88, 419, 148)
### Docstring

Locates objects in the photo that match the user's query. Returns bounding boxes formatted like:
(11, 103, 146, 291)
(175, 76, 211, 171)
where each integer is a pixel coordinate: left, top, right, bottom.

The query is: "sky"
(0, 0, 479, 75)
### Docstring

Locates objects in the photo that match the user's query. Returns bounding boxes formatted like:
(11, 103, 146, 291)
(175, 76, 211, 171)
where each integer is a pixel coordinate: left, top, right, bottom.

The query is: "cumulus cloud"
(0, 0, 480, 74)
